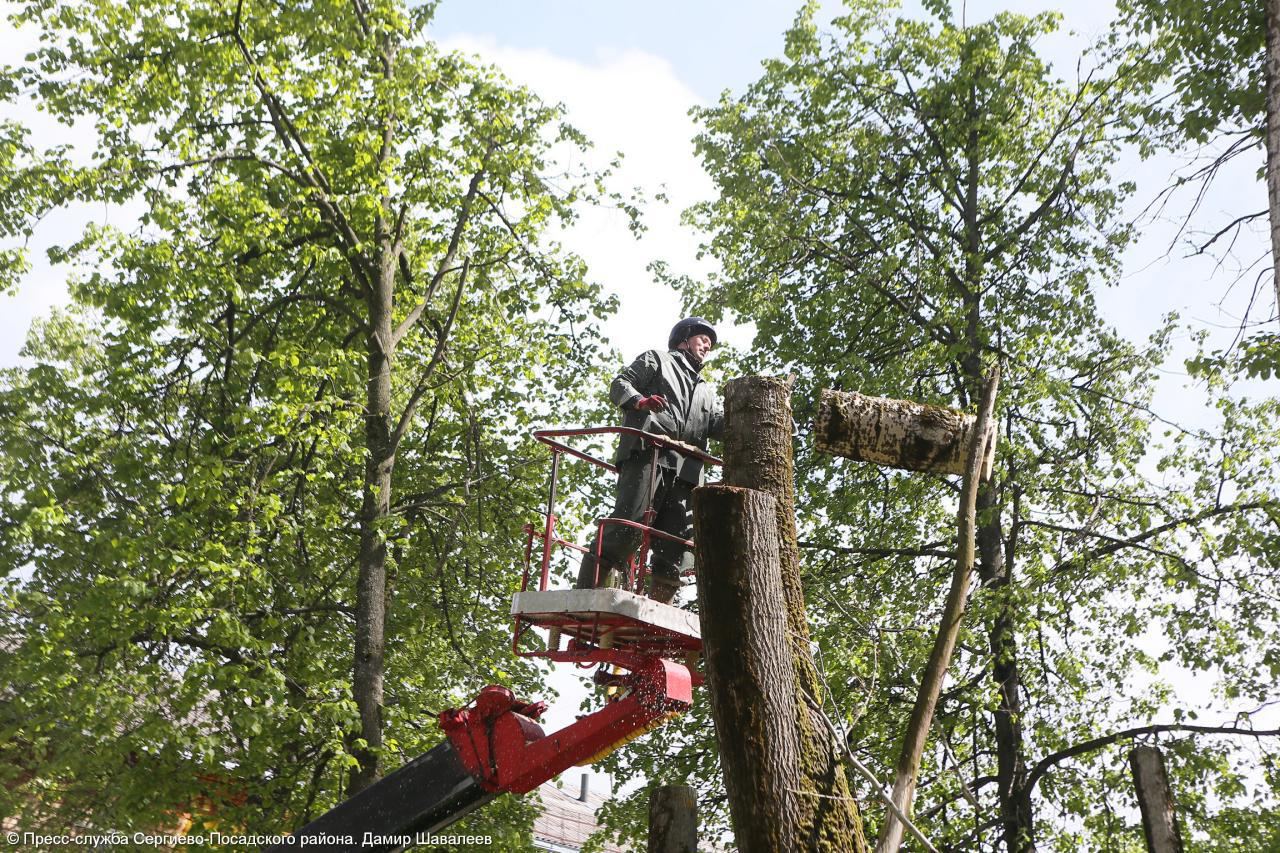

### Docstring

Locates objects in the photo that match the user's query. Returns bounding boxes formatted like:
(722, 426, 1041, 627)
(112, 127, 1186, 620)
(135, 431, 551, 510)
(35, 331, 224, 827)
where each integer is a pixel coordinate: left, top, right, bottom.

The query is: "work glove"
(634, 394, 669, 412)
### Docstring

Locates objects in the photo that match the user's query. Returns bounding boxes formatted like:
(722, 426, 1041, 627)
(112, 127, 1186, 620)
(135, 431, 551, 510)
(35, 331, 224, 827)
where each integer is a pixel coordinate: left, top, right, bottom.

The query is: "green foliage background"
(1, 0, 1278, 850)
(597, 2, 1280, 851)
(0, 0, 618, 839)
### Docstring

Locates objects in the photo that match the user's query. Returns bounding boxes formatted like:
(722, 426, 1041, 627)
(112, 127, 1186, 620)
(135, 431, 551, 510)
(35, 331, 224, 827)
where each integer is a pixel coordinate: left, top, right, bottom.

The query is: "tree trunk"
(719, 376, 869, 852)
(1129, 746, 1184, 853)
(815, 389, 994, 478)
(648, 784, 698, 853)
(876, 366, 1000, 853)
(955, 61, 1037, 850)
(350, 263, 396, 795)
(1265, 0, 1280, 318)
(974, 394, 1033, 853)
(983, 554, 1035, 853)
(692, 488, 800, 852)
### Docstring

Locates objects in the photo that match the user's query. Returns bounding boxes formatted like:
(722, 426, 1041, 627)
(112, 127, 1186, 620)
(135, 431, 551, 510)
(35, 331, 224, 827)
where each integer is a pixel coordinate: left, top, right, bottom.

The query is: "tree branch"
(392, 140, 495, 347)
(234, 226, 334, 264)
(229, 0, 372, 293)
(1194, 210, 1269, 255)
(982, 67, 1096, 228)
(798, 540, 955, 560)
(811, 239, 959, 347)
(1041, 500, 1275, 572)
(389, 257, 469, 450)
(1025, 723, 1280, 794)
(982, 136, 1082, 265)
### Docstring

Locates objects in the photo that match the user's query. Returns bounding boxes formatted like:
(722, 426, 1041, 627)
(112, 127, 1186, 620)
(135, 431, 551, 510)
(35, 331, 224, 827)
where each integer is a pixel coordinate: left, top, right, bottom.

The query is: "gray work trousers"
(575, 455, 694, 589)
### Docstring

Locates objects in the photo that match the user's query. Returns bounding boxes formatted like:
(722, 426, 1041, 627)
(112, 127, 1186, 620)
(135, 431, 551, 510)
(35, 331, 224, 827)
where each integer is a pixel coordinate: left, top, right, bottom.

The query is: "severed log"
(815, 389, 996, 478)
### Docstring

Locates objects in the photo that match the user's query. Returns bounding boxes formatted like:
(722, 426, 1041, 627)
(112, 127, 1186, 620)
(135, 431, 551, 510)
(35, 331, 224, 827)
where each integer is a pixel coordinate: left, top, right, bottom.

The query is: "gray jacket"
(610, 349, 724, 484)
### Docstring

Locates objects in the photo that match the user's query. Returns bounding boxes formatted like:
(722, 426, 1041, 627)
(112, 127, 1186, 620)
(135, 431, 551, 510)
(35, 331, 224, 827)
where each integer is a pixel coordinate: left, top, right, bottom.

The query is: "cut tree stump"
(648, 784, 698, 853)
(694, 485, 801, 853)
(712, 375, 869, 853)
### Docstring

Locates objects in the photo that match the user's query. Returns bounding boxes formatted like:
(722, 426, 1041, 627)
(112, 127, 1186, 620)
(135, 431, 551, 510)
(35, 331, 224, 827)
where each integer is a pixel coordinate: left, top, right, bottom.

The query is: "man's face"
(681, 333, 714, 361)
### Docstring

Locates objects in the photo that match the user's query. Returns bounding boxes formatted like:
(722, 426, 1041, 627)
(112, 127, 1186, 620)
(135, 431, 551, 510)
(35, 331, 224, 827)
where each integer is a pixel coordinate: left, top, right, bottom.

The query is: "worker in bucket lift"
(575, 317, 724, 604)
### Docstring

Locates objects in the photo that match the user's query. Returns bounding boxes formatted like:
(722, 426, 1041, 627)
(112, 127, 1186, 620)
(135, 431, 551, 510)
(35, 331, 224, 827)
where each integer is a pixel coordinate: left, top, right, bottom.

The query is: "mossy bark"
(693, 490, 799, 852)
(815, 389, 994, 478)
(715, 376, 869, 852)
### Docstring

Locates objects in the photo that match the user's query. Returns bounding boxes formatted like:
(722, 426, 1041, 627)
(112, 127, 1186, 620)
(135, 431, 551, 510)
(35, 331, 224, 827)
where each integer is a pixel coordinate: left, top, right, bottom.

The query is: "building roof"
(532, 773, 625, 853)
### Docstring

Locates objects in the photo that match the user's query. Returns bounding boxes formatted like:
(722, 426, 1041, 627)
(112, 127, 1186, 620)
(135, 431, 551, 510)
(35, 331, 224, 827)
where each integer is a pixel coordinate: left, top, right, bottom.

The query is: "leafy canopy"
(1, 0, 617, 836)
(604, 1, 1280, 849)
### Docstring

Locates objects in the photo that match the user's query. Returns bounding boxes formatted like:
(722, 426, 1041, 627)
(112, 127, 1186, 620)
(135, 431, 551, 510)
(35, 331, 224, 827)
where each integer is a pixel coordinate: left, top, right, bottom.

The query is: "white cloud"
(2, 26, 735, 368)
(441, 34, 733, 360)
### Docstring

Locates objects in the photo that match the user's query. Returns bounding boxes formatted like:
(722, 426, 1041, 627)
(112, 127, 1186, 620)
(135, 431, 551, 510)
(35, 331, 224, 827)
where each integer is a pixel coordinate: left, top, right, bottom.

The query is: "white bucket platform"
(511, 588, 702, 656)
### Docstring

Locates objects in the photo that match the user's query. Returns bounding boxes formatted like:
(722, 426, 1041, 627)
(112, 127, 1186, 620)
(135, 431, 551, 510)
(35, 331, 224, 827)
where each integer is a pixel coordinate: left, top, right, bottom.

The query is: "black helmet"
(668, 317, 717, 350)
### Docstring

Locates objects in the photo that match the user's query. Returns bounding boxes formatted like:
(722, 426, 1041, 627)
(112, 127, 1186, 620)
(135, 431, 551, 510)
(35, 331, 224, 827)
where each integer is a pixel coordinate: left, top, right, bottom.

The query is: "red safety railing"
(513, 427, 721, 660)
(524, 427, 721, 594)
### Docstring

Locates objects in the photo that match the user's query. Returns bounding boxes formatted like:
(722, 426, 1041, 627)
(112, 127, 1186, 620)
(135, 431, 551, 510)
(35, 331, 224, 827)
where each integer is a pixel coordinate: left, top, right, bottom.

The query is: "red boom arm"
(439, 654, 693, 795)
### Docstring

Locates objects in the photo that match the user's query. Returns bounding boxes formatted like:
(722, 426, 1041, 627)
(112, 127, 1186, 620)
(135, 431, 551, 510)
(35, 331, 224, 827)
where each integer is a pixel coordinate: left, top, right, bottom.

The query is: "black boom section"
(265, 742, 494, 852)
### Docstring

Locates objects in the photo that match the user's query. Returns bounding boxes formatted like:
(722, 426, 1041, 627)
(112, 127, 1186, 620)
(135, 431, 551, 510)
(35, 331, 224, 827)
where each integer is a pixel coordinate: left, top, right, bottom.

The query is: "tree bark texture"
(876, 366, 1001, 853)
(693, 486, 801, 852)
(1266, 0, 1280, 318)
(1129, 746, 1184, 853)
(648, 784, 698, 853)
(720, 376, 869, 852)
(350, 262, 396, 795)
(815, 389, 995, 478)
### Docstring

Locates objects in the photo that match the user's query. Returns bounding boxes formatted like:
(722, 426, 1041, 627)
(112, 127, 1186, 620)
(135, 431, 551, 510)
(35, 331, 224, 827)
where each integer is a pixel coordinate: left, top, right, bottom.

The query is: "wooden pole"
(648, 784, 698, 853)
(717, 375, 869, 852)
(875, 366, 1000, 853)
(1129, 745, 1184, 853)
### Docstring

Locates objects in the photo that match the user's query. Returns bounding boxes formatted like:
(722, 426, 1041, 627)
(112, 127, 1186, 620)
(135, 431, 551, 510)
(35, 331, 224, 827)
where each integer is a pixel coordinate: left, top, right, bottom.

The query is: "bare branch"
(1193, 210, 1268, 255)
(1026, 722, 1280, 794)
